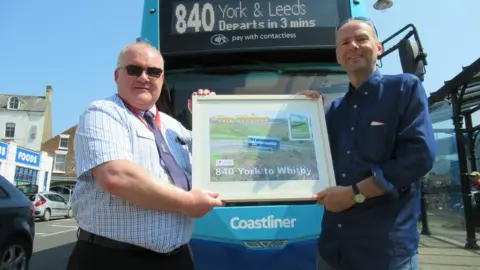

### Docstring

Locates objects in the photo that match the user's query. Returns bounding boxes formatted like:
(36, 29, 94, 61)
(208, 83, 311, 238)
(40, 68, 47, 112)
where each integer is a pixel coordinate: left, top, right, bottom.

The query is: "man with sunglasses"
(67, 41, 223, 270)
(299, 18, 436, 270)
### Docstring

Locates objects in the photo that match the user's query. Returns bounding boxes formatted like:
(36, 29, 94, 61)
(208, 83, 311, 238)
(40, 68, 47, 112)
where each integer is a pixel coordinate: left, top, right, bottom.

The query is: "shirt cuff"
(371, 165, 399, 199)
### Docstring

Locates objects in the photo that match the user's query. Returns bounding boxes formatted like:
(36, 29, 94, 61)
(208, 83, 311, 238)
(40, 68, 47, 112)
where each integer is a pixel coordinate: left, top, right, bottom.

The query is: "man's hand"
(181, 189, 224, 218)
(314, 186, 355, 212)
(295, 90, 324, 104)
(188, 89, 216, 113)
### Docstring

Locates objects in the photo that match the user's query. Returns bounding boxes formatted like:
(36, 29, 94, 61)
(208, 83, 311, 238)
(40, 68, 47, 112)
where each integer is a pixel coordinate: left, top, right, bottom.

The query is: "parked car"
(49, 185, 75, 202)
(0, 175, 35, 270)
(30, 191, 73, 221)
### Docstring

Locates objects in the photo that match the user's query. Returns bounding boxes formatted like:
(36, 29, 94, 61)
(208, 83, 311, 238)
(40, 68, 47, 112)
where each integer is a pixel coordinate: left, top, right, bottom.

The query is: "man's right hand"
(182, 189, 224, 218)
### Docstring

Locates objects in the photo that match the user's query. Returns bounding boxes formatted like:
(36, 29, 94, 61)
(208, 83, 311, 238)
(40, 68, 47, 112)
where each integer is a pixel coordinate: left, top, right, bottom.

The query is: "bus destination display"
(158, 0, 351, 55)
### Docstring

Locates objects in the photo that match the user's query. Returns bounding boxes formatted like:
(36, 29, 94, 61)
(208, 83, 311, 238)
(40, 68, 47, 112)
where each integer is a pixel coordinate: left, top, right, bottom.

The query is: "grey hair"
(336, 18, 379, 41)
(116, 41, 164, 68)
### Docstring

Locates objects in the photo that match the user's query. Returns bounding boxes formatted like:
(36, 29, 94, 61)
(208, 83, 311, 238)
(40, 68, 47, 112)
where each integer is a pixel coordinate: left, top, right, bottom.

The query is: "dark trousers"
(67, 232, 195, 270)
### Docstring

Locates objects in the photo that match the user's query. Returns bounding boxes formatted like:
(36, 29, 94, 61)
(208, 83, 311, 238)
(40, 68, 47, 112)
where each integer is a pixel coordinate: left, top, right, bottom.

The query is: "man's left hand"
(188, 89, 216, 113)
(314, 186, 355, 212)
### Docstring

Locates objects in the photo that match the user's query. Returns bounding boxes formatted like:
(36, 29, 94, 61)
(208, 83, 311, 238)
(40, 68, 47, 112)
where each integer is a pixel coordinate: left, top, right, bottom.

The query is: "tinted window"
(55, 194, 66, 202)
(0, 187, 8, 198)
(166, 69, 349, 130)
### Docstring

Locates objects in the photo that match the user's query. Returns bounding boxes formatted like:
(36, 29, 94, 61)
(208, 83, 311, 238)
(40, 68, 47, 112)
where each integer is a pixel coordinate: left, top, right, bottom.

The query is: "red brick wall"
(41, 125, 77, 178)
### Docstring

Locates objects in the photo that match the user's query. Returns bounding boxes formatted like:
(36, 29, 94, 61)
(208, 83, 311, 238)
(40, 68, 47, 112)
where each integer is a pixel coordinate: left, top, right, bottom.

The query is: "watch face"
(355, 194, 366, 203)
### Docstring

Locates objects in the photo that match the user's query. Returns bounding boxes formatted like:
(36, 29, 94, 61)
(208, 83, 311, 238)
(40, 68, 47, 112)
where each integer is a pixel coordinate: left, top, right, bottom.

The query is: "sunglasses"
(336, 16, 378, 36)
(119, 65, 163, 79)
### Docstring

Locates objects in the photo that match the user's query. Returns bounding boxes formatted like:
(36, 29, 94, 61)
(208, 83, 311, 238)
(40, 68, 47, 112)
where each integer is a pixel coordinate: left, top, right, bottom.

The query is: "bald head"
(336, 19, 378, 41)
(117, 41, 164, 68)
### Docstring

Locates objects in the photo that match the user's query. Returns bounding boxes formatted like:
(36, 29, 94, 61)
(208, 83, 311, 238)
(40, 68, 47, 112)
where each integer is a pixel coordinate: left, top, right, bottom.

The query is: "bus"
(246, 136, 281, 151)
(140, 1, 427, 269)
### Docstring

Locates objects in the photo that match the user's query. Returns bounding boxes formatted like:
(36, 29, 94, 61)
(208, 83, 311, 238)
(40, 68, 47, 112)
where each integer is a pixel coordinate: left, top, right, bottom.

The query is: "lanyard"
(118, 95, 161, 131)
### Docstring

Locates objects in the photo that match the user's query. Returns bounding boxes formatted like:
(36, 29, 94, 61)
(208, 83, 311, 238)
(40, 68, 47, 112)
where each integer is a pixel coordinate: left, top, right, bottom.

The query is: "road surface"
(30, 218, 78, 270)
(25, 218, 480, 269)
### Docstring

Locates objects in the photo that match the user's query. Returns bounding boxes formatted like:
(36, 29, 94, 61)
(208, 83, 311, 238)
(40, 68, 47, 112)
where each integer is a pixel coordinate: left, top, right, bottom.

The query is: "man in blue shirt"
(299, 18, 436, 270)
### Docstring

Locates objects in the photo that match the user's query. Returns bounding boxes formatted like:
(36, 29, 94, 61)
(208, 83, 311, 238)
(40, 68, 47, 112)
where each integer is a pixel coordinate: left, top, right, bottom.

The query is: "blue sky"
(1, 1, 479, 136)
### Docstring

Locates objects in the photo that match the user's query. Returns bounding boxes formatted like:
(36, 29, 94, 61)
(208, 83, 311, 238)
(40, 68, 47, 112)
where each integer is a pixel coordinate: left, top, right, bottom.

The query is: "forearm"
(357, 176, 385, 199)
(93, 160, 191, 213)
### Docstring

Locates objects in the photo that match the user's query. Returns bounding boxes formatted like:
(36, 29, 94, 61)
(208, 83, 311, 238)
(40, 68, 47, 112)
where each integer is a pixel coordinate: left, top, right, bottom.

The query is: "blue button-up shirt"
(318, 70, 436, 270)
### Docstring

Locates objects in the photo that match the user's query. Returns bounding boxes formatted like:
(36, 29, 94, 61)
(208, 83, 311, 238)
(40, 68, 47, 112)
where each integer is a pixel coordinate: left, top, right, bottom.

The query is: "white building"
(0, 85, 53, 151)
(0, 140, 53, 192)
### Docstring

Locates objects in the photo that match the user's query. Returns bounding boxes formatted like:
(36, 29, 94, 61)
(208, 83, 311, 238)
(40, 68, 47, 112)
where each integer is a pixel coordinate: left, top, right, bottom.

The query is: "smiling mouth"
(348, 55, 363, 60)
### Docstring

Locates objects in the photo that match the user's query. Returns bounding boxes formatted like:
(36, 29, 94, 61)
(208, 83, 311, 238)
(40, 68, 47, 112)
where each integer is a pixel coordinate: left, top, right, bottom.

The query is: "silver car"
(30, 191, 73, 221)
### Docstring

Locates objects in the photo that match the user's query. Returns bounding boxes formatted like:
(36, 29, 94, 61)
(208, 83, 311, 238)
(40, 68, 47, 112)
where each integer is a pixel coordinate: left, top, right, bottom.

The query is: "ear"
(114, 69, 119, 83)
(376, 41, 384, 56)
(335, 48, 341, 65)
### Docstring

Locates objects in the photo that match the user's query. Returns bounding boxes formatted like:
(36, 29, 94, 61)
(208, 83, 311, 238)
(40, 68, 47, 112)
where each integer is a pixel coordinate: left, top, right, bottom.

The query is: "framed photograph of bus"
(191, 94, 336, 202)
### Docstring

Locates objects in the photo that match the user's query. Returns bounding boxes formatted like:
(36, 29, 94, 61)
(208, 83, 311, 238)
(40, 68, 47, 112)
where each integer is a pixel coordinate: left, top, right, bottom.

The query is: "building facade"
(0, 85, 53, 151)
(0, 140, 53, 192)
(41, 125, 77, 186)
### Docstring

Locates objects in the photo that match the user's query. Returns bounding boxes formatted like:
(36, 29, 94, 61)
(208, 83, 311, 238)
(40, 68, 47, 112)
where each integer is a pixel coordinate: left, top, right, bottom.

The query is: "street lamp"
(373, 0, 394, 10)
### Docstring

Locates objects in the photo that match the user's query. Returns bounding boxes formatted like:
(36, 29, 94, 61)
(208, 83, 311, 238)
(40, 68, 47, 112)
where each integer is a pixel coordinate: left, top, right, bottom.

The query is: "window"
(54, 154, 67, 172)
(0, 187, 8, 199)
(8, 97, 20, 110)
(59, 138, 68, 149)
(5, 123, 15, 138)
(59, 134, 70, 149)
(54, 194, 66, 203)
(166, 68, 349, 130)
(14, 166, 38, 185)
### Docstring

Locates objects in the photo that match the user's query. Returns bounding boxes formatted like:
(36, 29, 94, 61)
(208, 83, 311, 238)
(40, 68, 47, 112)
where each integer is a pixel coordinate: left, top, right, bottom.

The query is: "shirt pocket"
(136, 128, 155, 141)
(135, 128, 158, 159)
(357, 119, 391, 161)
(175, 143, 192, 174)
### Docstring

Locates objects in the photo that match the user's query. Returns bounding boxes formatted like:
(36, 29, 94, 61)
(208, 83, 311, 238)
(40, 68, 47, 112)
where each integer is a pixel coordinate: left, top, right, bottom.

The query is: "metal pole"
(466, 115, 478, 172)
(451, 93, 479, 249)
(420, 176, 431, 235)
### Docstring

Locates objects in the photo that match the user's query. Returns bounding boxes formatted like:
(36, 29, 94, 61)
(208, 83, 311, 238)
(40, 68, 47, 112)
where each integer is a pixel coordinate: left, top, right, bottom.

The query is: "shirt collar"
(347, 69, 382, 95)
(139, 106, 157, 117)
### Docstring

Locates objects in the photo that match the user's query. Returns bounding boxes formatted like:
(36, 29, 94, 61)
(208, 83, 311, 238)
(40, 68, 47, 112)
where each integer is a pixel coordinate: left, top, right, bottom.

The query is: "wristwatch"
(352, 183, 366, 204)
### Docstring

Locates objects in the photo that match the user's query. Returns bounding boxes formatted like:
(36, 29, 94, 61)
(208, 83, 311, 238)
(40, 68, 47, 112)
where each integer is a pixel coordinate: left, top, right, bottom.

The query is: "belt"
(77, 228, 186, 256)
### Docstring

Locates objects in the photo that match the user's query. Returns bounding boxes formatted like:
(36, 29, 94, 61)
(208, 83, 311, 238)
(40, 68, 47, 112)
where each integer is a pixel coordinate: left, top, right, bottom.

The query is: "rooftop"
(429, 57, 480, 123)
(0, 85, 52, 112)
(0, 95, 48, 112)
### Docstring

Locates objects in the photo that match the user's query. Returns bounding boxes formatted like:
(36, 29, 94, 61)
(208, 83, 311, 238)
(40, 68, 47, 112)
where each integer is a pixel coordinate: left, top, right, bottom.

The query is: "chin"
(347, 63, 368, 73)
(131, 94, 154, 107)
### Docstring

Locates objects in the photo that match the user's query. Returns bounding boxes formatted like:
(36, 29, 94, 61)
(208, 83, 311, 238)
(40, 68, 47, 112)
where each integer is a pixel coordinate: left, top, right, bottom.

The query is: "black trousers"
(67, 237, 195, 270)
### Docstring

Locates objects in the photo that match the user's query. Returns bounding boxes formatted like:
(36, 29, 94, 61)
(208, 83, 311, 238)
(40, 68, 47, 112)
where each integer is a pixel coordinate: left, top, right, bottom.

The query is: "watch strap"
(352, 183, 360, 195)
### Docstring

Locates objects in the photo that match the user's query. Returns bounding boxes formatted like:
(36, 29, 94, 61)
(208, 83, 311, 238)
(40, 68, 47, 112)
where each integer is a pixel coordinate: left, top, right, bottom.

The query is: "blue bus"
(140, 1, 427, 269)
(246, 136, 281, 151)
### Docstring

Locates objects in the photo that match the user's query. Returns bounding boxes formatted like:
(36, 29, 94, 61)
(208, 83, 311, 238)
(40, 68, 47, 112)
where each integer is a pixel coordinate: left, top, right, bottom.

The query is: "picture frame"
(191, 94, 336, 202)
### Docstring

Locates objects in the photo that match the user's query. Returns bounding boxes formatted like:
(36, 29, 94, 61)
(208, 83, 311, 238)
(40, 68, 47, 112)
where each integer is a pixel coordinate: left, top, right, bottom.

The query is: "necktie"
(144, 111, 190, 191)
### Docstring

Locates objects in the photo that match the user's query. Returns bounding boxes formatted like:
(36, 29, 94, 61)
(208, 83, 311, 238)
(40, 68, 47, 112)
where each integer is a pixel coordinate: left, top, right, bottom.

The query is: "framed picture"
(191, 95, 335, 202)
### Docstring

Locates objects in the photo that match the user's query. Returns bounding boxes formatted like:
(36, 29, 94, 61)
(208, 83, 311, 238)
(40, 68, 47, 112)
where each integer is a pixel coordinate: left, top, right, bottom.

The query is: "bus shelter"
(426, 57, 480, 249)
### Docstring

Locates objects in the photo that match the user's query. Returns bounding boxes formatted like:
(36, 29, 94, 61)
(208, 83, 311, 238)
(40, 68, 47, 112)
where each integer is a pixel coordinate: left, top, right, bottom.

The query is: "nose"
(348, 41, 360, 51)
(136, 70, 150, 82)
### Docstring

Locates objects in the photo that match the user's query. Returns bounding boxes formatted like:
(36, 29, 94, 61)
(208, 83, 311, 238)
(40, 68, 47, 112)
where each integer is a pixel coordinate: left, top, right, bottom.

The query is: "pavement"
(418, 235, 480, 270)
(27, 218, 480, 270)
(420, 209, 480, 246)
